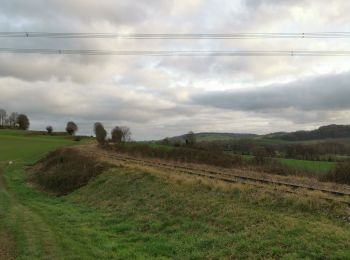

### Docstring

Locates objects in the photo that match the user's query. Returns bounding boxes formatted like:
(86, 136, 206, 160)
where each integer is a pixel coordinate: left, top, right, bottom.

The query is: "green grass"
(70, 169, 350, 259)
(0, 129, 349, 259)
(276, 158, 335, 173)
(236, 154, 335, 173)
(0, 131, 73, 163)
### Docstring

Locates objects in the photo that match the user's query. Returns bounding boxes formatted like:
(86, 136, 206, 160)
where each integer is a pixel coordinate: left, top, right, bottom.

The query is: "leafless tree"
(120, 126, 131, 142)
(9, 112, 18, 127)
(0, 109, 7, 126)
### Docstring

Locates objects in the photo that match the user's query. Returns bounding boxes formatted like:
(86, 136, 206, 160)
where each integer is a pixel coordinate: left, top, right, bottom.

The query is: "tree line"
(0, 109, 30, 130)
(276, 124, 350, 141)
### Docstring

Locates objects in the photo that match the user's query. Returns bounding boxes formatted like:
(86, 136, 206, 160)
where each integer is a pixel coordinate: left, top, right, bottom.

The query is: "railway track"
(87, 149, 350, 205)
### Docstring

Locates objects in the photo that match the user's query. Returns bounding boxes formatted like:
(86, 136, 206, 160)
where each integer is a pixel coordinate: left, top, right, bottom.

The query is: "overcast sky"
(1, 0, 350, 140)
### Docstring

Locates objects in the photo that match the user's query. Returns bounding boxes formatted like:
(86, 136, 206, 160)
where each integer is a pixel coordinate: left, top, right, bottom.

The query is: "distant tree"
(16, 114, 30, 130)
(111, 126, 123, 143)
(161, 137, 170, 145)
(120, 126, 131, 142)
(0, 109, 6, 126)
(185, 131, 196, 146)
(9, 112, 18, 127)
(111, 126, 131, 143)
(94, 122, 107, 144)
(66, 121, 78, 135)
(46, 125, 53, 134)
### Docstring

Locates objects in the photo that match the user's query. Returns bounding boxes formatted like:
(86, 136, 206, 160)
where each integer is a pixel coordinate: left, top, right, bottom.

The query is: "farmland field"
(0, 130, 350, 259)
(238, 154, 335, 173)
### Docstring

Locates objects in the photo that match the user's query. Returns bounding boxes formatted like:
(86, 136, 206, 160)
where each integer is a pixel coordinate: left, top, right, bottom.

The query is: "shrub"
(320, 161, 350, 185)
(29, 148, 111, 195)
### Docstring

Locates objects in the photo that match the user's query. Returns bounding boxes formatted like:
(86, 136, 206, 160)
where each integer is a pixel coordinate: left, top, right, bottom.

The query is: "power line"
(2, 32, 350, 39)
(0, 48, 350, 56)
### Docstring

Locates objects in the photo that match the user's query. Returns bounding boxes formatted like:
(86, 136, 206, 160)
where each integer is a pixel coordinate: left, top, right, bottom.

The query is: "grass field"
(0, 130, 73, 163)
(0, 129, 349, 259)
(238, 154, 335, 173)
(276, 158, 335, 173)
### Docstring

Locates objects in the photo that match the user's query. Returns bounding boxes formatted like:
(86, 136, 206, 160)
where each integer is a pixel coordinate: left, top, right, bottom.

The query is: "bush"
(320, 161, 350, 185)
(29, 148, 111, 195)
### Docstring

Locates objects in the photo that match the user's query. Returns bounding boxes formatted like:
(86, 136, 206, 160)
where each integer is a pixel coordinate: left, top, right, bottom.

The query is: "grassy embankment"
(0, 129, 349, 259)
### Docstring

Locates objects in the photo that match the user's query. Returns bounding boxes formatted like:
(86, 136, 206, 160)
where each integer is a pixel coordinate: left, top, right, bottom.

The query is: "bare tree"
(66, 121, 78, 135)
(17, 114, 30, 130)
(46, 125, 53, 134)
(185, 131, 196, 146)
(120, 126, 131, 142)
(94, 122, 107, 144)
(0, 109, 6, 126)
(9, 112, 18, 127)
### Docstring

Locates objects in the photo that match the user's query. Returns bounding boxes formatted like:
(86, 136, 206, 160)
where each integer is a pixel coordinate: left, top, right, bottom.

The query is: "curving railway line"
(82, 147, 350, 206)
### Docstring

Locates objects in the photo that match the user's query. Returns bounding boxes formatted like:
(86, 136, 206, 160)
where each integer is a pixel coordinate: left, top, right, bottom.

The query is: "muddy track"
(84, 148, 350, 206)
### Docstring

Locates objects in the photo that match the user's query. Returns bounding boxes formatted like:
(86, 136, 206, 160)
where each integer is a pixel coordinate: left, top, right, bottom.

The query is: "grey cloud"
(193, 72, 350, 112)
(245, 0, 306, 8)
(0, 0, 172, 27)
(1, 1, 350, 139)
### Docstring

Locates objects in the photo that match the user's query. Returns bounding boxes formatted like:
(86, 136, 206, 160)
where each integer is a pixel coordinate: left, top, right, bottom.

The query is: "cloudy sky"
(1, 0, 350, 140)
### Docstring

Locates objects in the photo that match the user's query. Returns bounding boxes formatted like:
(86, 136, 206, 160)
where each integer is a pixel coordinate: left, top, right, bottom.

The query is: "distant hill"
(167, 132, 257, 142)
(276, 124, 350, 141)
(160, 124, 350, 144)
